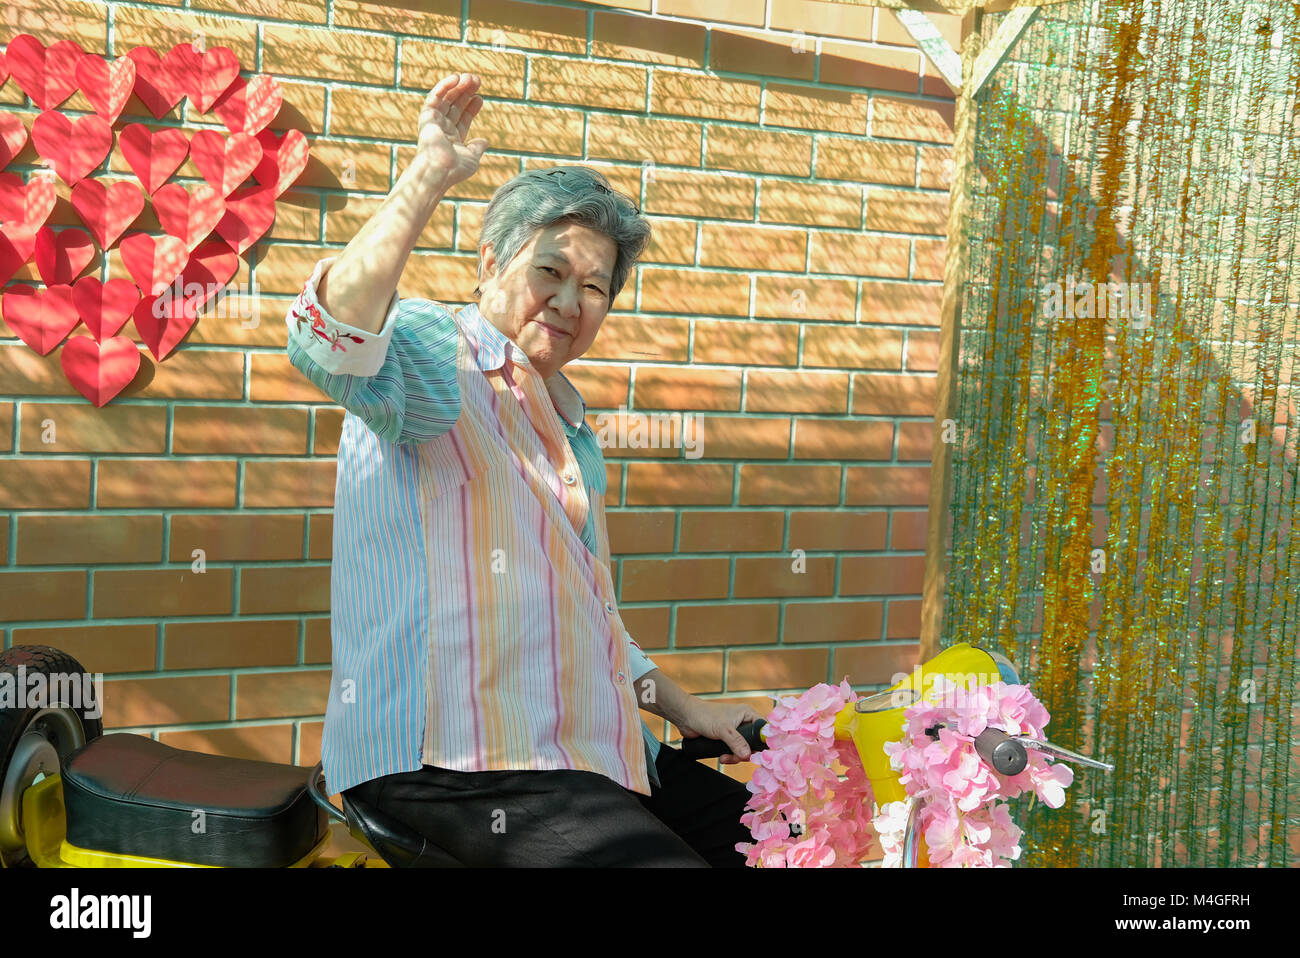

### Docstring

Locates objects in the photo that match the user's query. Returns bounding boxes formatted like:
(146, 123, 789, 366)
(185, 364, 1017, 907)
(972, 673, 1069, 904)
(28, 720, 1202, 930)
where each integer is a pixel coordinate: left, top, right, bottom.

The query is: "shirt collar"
(456, 302, 588, 438)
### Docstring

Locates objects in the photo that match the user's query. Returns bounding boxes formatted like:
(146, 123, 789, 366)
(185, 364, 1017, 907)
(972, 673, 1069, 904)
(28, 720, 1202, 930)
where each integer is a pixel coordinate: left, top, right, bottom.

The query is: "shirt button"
(604, 601, 616, 614)
(563, 472, 576, 485)
(616, 671, 626, 684)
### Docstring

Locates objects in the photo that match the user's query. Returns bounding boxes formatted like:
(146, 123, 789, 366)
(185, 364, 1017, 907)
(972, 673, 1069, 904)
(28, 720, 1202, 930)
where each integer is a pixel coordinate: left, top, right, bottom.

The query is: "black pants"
(343, 744, 754, 867)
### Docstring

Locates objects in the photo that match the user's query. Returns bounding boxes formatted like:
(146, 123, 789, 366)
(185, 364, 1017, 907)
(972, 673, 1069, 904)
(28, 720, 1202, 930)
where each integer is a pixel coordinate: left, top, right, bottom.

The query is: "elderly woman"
(285, 73, 762, 866)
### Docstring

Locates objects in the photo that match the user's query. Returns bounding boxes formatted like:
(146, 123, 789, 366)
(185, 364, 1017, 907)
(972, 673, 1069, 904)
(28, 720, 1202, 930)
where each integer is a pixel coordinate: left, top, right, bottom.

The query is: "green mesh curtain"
(943, 0, 1299, 866)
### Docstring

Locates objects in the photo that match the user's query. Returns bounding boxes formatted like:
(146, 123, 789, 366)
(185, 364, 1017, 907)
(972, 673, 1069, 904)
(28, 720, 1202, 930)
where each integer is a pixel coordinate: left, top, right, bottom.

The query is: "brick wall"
(0, 0, 957, 796)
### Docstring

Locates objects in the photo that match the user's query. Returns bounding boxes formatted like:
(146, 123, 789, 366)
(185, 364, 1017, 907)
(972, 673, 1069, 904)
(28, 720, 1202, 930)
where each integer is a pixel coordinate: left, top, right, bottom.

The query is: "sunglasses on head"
(542, 168, 641, 214)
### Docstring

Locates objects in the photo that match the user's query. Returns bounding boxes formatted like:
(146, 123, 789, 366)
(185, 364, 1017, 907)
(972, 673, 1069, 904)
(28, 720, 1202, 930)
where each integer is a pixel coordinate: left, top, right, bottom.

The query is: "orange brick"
(890, 509, 928, 549)
(705, 125, 810, 177)
(897, 421, 932, 460)
(334, 0, 459, 36)
(643, 650, 724, 694)
(679, 510, 783, 551)
(733, 555, 835, 596)
(886, 598, 922, 639)
(819, 41, 920, 93)
(236, 669, 332, 720)
(919, 145, 953, 190)
(305, 617, 331, 662)
(633, 368, 742, 411)
(860, 280, 943, 325)
(10, 623, 156, 673)
(784, 600, 882, 643)
(0, 402, 10, 451)
(711, 27, 815, 81)
(0, 570, 86, 621)
(866, 187, 949, 234)
(0, 345, 80, 397)
(645, 168, 756, 219)
(754, 275, 856, 322)
(691, 416, 790, 459)
(640, 268, 749, 317)
(728, 648, 828, 691)
(606, 462, 623, 502)
(0, 459, 91, 508)
(585, 313, 690, 363)
(739, 464, 840, 505)
(239, 566, 331, 613)
(93, 568, 233, 617)
(845, 465, 930, 505)
(252, 353, 333, 403)
(840, 555, 926, 595)
(624, 463, 733, 505)
(563, 364, 631, 408)
(765, 83, 869, 135)
(97, 459, 237, 508)
(172, 405, 309, 454)
(675, 602, 780, 646)
(169, 514, 304, 562)
(607, 510, 676, 553)
(159, 725, 295, 765)
(659, 0, 764, 26)
(112, 6, 256, 67)
(101, 675, 230, 728)
(832, 642, 919, 686)
(164, 619, 299, 669)
(769, 0, 872, 41)
(803, 325, 903, 369)
(641, 217, 697, 265)
(589, 113, 703, 168)
(905, 330, 941, 371)
(400, 39, 526, 97)
(314, 407, 345, 455)
(244, 460, 337, 508)
(914, 238, 946, 281)
(809, 231, 910, 277)
(262, 24, 396, 84)
(18, 403, 165, 453)
(16, 515, 162, 564)
(851, 372, 936, 415)
(308, 513, 332, 559)
(123, 350, 245, 400)
(693, 321, 798, 366)
(871, 95, 955, 144)
(594, 11, 705, 68)
(621, 606, 670, 649)
(760, 179, 861, 228)
(0, 516, 6, 557)
(530, 59, 647, 113)
(700, 223, 806, 272)
(788, 510, 887, 550)
(466, 0, 587, 54)
(793, 419, 893, 460)
(326, 193, 453, 250)
(746, 370, 848, 413)
(620, 557, 730, 601)
(650, 72, 761, 124)
(816, 136, 916, 185)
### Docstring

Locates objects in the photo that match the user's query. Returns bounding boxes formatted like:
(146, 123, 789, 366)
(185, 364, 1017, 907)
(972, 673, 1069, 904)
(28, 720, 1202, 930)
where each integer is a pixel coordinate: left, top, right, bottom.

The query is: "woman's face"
(477, 221, 618, 381)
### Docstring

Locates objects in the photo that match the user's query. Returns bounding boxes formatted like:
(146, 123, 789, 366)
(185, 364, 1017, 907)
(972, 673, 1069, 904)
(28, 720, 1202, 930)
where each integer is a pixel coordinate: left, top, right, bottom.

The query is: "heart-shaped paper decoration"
(33, 226, 95, 286)
(30, 110, 113, 185)
(2, 282, 81, 354)
(212, 74, 282, 135)
(172, 44, 240, 115)
(153, 181, 226, 251)
(0, 225, 38, 286)
(125, 45, 188, 119)
(69, 177, 145, 249)
(5, 35, 84, 112)
(118, 123, 190, 195)
(0, 114, 28, 167)
(61, 334, 141, 407)
(216, 181, 276, 255)
(189, 129, 262, 197)
(133, 287, 199, 361)
(0, 172, 58, 231)
(0, 48, 7, 88)
(180, 237, 239, 299)
(70, 275, 141, 341)
(118, 232, 189, 295)
(251, 128, 308, 198)
(76, 54, 137, 125)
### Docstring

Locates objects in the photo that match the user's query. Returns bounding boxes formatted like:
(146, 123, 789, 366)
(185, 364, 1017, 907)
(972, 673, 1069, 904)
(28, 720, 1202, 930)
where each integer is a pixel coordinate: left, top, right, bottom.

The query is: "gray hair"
(473, 165, 651, 304)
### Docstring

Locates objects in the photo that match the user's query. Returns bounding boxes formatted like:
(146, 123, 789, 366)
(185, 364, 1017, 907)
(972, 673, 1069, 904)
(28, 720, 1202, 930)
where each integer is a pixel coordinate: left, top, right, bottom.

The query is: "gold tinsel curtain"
(944, 0, 1299, 866)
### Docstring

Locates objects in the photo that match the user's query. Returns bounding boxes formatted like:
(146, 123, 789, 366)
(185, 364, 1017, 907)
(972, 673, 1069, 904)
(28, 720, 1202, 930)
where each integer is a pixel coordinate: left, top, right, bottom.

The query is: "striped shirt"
(285, 256, 662, 797)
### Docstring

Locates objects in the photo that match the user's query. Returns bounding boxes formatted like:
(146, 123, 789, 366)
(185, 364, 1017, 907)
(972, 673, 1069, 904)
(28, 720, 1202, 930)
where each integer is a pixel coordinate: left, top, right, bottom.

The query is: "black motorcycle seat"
(61, 733, 327, 868)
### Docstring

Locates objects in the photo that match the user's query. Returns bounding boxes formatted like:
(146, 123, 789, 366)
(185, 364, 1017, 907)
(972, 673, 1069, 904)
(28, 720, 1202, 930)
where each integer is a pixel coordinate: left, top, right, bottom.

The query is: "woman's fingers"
(457, 94, 484, 141)
(423, 74, 481, 139)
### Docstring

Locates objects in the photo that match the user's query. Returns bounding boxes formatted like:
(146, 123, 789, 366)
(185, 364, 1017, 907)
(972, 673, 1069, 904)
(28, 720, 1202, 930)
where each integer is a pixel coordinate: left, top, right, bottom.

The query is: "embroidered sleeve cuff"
(627, 633, 658, 682)
(285, 256, 401, 377)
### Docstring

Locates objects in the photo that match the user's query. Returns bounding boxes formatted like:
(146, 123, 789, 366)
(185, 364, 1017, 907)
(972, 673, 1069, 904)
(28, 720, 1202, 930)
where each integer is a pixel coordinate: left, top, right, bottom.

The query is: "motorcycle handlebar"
(678, 719, 769, 760)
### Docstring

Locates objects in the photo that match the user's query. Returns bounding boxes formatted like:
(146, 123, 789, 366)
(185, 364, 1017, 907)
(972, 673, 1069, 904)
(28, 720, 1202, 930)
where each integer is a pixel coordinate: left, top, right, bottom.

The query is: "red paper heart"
(0, 225, 38, 286)
(189, 129, 262, 197)
(76, 54, 137, 124)
(212, 74, 282, 135)
(132, 287, 199, 361)
(216, 181, 276, 255)
(70, 275, 141, 341)
(0, 172, 58, 230)
(5, 35, 84, 112)
(118, 232, 189, 295)
(125, 46, 188, 119)
(30, 110, 113, 185)
(172, 44, 240, 115)
(70, 177, 145, 249)
(61, 334, 141, 407)
(153, 181, 226, 251)
(2, 283, 81, 354)
(0, 114, 28, 167)
(0, 48, 7, 88)
(33, 226, 95, 285)
(119, 123, 190, 195)
(182, 237, 239, 296)
(251, 128, 309, 198)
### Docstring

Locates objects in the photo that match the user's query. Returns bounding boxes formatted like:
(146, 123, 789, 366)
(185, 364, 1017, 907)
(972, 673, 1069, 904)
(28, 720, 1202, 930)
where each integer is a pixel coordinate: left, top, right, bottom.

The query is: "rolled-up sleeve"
(627, 633, 657, 681)
(285, 256, 462, 445)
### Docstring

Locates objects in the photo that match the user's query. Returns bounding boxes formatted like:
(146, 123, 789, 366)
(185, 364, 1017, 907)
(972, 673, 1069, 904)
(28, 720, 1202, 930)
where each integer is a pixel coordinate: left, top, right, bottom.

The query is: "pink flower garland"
(736, 675, 1075, 868)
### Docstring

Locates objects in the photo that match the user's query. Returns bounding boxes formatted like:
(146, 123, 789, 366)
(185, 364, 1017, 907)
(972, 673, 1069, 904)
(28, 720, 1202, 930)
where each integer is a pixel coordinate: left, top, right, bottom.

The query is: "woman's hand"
(675, 697, 765, 765)
(417, 73, 489, 187)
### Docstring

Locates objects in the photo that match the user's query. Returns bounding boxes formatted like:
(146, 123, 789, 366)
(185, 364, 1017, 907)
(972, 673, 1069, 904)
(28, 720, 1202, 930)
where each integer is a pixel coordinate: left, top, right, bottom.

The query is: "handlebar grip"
(678, 719, 769, 760)
(974, 727, 1028, 776)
